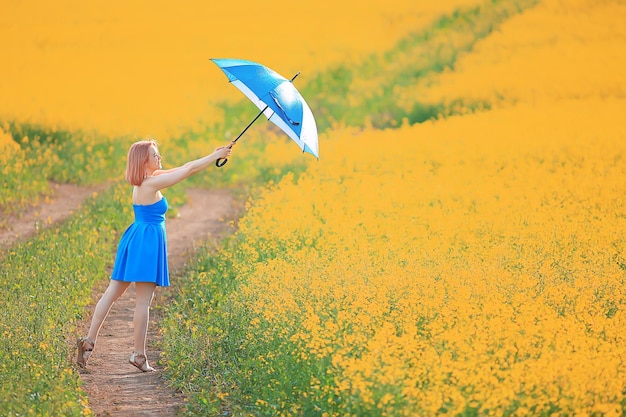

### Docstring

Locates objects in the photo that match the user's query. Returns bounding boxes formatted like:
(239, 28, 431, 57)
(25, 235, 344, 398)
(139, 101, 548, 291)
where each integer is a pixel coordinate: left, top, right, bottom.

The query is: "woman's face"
(146, 145, 162, 173)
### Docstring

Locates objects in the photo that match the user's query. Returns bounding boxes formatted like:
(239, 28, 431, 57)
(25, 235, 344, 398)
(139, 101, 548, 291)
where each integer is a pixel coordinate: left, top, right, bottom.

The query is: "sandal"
(129, 352, 156, 372)
(76, 337, 95, 368)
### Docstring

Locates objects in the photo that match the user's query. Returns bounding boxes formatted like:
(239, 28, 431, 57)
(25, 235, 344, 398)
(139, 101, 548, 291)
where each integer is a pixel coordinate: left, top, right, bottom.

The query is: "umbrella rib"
(231, 72, 301, 144)
(269, 92, 300, 126)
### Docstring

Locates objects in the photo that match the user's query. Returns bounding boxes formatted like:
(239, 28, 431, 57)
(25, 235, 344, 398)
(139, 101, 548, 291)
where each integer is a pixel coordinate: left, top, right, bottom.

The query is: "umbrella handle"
(215, 142, 235, 167)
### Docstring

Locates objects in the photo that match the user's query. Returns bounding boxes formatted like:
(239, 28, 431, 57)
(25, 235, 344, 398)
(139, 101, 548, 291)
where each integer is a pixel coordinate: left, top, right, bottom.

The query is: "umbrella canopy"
(211, 58, 319, 159)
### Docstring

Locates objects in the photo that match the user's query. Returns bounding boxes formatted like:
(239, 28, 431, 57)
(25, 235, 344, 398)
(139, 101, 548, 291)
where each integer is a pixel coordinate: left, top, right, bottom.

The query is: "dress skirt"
(111, 197, 170, 287)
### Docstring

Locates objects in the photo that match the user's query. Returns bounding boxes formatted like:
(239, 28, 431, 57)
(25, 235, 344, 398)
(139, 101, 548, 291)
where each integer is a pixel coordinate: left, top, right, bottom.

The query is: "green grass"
(4, 121, 128, 185)
(0, 182, 130, 416)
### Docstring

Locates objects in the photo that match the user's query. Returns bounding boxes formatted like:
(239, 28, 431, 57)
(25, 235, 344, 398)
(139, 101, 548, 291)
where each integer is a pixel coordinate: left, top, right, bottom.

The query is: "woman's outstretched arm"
(144, 145, 232, 191)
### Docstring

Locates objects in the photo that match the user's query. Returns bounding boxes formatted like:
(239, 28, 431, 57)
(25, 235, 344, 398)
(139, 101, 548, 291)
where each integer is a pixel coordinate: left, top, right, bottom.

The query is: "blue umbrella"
(210, 58, 319, 166)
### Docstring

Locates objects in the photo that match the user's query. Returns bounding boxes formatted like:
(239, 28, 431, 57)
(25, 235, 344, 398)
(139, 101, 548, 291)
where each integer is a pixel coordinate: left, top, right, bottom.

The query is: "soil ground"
(1, 183, 243, 416)
(0, 182, 109, 247)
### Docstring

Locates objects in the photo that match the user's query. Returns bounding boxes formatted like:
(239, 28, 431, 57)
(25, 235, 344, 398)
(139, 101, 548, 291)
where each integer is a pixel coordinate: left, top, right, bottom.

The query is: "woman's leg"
(87, 280, 131, 342)
(133, 282, 157, 355)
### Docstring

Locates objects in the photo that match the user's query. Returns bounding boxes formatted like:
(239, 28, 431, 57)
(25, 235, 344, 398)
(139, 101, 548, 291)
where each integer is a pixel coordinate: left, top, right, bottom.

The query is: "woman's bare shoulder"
(132, 183, 162, 205)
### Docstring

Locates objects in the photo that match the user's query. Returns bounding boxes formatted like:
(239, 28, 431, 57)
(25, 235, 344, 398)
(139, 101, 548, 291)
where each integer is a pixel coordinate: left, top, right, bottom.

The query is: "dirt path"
(0, 182, 109, 246)
(1, 183, 243, 416)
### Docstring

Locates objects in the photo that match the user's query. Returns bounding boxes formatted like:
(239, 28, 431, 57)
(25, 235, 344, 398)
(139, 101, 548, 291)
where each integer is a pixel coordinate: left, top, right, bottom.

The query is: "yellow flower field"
(229, 97, 626, 415)
(177, 0, 626, 414)
(3, 0, 625, 414)
(0, 0, 482, 139)
(399, 0, 626, 111)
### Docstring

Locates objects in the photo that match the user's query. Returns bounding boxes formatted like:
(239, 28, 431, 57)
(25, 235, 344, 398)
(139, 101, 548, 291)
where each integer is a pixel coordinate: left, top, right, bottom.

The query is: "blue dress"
(111, 197, 170, 287)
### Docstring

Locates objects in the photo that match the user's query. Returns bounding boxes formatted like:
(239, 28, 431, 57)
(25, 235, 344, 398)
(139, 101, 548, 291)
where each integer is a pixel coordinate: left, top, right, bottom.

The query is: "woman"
(76, 139, 232, 372)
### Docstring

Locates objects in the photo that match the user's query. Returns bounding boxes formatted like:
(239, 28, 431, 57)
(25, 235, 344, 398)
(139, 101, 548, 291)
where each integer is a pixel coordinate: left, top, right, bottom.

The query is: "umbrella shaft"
(232, 105, 269, 144)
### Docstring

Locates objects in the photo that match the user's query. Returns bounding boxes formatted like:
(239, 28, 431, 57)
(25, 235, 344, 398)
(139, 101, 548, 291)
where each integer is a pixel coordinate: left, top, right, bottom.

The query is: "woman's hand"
(215, 144, 233, 159)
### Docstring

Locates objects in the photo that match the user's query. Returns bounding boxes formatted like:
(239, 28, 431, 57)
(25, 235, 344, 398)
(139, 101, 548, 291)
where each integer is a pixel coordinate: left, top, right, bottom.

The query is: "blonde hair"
(125, 140, 158, 186)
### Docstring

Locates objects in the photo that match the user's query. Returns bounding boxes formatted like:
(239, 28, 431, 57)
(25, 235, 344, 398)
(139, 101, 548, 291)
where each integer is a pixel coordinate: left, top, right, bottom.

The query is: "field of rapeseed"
(2, 0, 625, 415)
(1, 0, 489, 415)
(161, 0, 626, 415)
(0, 0, 481, 139)
(200, 101, 626, 416)
(400, 0, 626, 112)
